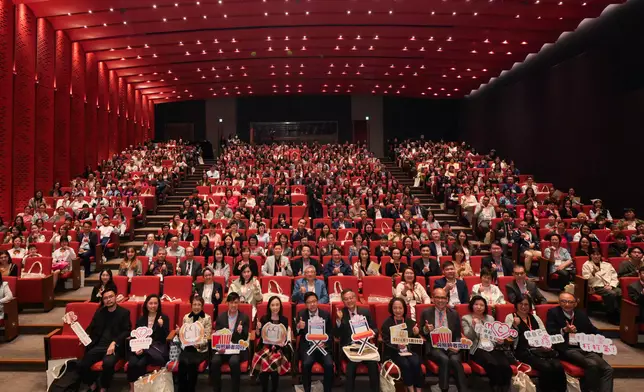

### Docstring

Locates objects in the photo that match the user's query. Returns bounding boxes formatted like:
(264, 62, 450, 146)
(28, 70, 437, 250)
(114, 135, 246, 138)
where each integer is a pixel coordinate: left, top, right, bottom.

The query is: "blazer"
(628, 280, 644, 305)
(292, 278, 329, 304)
(291, 257, 322, 276)
(214, 310, 250, 358)
(296, 308, 332, 355)
(135, 313, 170, 345)
(381, 317, 419, 360)
(505, 280, 547, 305)
(322, 260, 352, 278)
(386, 261, 408, 277)
(178, 259, 203, 279)
(413, 258, 442, 280)
(408, 205, 428, 219)
(194, 281, 224, 309)
(481, 256, 515, 278)
(77, 231, 98, 253)
(334, 306, 378, 347)
(261, 255, 293, 276)
(429, 242, 449, 257)
(419, 306, 461, 351)
(546, 306, 599, 352)
(461, 314, 495, 354)
(434, 277, 469, 305)
(86, 305, 132, 351)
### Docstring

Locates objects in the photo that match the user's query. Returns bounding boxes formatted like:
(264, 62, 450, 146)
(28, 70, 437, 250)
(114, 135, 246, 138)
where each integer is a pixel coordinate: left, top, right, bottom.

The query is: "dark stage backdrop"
(383, 98, 463, 142)
(462, 0, 644, 214)
(236, 95, 352, 142)
(154, 100, 206, 141)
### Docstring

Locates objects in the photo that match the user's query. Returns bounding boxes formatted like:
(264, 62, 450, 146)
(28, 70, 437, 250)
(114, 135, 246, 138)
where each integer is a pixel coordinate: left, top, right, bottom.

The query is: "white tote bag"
(329, 281, 343, 303)
(566, 374, 581, 392)
(133, 368, 174, 392)
(262, 280, 290, 303)
(46, 358, 76, 391)
(22, 261, 46, 279)
(511, 363, 537, 392)
(294, 380, 323, 392)
(379, 360, 400, 392)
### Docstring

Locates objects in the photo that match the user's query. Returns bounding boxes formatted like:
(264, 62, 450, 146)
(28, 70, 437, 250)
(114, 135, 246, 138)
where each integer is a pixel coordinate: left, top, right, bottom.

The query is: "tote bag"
(379, 360, 400, 392)
(22, 261, 46, 279)
(511, 363, 536, 392)
(262, 280, 290, 303)
(330, 281, 343, 303)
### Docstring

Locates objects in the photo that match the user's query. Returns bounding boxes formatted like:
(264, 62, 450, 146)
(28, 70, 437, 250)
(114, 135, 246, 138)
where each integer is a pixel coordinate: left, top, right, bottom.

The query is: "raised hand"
(336, 309, 343, 321)
(297, 317, 306, 330)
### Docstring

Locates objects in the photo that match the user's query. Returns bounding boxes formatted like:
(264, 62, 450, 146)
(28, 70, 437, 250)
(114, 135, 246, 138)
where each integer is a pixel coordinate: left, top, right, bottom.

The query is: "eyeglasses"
(433, 296, 448, 300)
(559, 300, 576, 304)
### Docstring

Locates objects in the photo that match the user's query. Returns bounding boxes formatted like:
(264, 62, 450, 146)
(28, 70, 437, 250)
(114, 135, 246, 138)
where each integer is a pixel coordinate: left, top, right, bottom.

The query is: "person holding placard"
(77, 287, 132, 392)
(335, 289, 380, 392)
(505, 294, 566, 392)
(210, 292, 250, 392)
(296, 292, 333, 392)
(419, 288, 468, 392)
(546, 292, 614, 392)
(381, 297, 424, 392)
(461, 296, 512, 392)
(251, 296, 292, 392)
(177, 295, 212, 392)
(127, 294, 170, 391)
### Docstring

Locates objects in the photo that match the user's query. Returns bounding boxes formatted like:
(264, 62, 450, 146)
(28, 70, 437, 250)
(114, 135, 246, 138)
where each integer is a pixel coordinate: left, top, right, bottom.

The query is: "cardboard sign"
(524, 329, 564, 348)
(389, 324, 423, 346)
(430, 327, 474, 350)
(569, 333, 617, 355)
(211, 328, 249, 354)
(62, 311, 92, 347)
(179, 322, 205, 347)
(306, 316, 329, 355)
(260, 323, 288, 347)
(130, 326, 153, 352)
(349, 315, 378, 355)
(475, 321, 518, 351)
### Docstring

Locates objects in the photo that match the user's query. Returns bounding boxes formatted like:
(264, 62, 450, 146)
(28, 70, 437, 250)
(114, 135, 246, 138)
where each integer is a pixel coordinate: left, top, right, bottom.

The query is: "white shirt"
(207, 169, 220, 179)
(203, 283, 214, 304)
(167, 246, 186, 257)
(99, 225, 115, 239)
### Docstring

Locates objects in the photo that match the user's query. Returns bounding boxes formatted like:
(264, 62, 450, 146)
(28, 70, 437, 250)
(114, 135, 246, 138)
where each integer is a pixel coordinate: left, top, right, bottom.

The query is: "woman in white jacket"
(0, 272, 14, 321)
(470, 268, 506, 306)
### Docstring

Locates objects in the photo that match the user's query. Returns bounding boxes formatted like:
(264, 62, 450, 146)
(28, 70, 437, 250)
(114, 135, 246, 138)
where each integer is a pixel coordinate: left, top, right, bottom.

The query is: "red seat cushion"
(426, 360, 471, 375)
(60, 271, 72, 279)
(221, 361, 248, 373)
(167, 360, 209, 374)
(124, 363, 162, 373)
(298, 361, 335, 374)
(468, 360, 486, 375)
(511, 363, 539, 377)
(341, 360, 376, 374)
(588, 294, 602, 302)
(561, 361, 585, 378)
(90, 359, 126, 372)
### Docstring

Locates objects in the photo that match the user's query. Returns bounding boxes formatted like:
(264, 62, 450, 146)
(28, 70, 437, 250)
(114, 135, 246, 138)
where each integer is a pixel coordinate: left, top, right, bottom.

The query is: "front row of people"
(77, 286, 614, 392)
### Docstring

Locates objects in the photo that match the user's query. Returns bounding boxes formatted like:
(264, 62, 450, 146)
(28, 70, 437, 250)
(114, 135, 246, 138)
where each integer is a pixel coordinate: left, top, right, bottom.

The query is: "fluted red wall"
(0, 2, 153, 220)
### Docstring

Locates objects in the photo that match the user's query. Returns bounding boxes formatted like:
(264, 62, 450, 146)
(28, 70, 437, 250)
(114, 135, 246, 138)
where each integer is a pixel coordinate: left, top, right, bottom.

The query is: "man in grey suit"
(505, 264, 547, 305)
(419, 288, 469, 392)
(139, 233, 160, 257)
(178, 246, 202, 280)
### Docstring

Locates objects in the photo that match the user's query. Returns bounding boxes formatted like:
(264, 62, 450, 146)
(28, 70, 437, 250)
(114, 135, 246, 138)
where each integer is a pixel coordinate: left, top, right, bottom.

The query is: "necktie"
(438, 311, 445, 327)
(187, 262, 192, 274)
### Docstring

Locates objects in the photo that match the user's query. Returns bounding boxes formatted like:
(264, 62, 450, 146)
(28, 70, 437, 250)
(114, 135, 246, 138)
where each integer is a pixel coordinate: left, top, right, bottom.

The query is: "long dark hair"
(142, 294, 163, 318)
(238, 264, 255, 285)
(261, 296, 283, 322)
(96, 269, 114, 288)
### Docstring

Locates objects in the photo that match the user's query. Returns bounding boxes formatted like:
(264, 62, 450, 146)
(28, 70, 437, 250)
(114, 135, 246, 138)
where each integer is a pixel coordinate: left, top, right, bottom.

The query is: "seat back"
(4, 276, 16, 294)
(455, 304, 469, 318)
(463, 276, 480, 293)
(112, 275, 129, 296)
(327, 276, 359, 297)
(130, 276, 161, 297)
(494, 303, 515, 322)
(260, 276, 293, 297)
(35, 243, 53, 256)
(120, 302, 141, 327)
(535, 304, 557, 322)
(620, 277, 639, 298)
(22, 257, 53, 276)
(62, 302, 99, 335)
(470, 256, 483, 274)
(498, 276, 514, 300)
(164, 276, 193, 301)
(362, 276, 393, 301)
(428, 275, 444, 292)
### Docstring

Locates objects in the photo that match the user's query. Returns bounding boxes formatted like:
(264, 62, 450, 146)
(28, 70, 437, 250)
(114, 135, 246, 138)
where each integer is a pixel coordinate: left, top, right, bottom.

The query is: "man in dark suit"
(334, 289, 379, 392)
(494, 212, 515, 253)
(297, 292, 334, 392)
(419, 288, 469, 392)
(178, 246, 203, 280)
(139, 233, 160, 257)
(434, 261, 469, 305)
(291, 245, 322, 276)
(414, 244, 442, 287)
(331, 211, 354, 229)
(482, 242, 515, 280)
(408, 197, 427, 220)
(505, 264, 547, 305)
(429, 229, 449, 257)
(78, 287, 132, 391)
(627, 265, 644, 321)
(210, 292, 250, 392)
(546, 292, 614, 392)
(77, 221, 98, 276)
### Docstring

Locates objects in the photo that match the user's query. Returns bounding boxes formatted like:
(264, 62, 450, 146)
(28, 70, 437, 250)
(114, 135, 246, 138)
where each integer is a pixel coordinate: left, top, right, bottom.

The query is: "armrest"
(536, 257, 551, 290)
(95, 244, 104, 269)
(573, 275, 588, 309)
(44, 327, 62, 361)
(620, 298, 640, 345)
(71, 258, 81, 289)
(166, 330, 176, 342)
(3, 298, 19, 341)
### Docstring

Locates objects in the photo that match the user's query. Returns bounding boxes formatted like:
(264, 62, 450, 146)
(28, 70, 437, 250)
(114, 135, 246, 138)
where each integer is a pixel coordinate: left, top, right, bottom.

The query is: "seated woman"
(195, 235, 214, 265)
(544, 234, 574, 291)
(452, 247, 474, 279)
(194, 267, 224, 308)
(394, 267, 430, 320)
(459, 187, 479, 224)
(353, 247, 379, 281)
(574, 236, 595, 258)
(385, 247, 407, 280)
(292, 265, 329, 304)
(51, 237, 77, 287)
(90, 269, 117, 303)
(118, 247, 142, 281)
(462, 295, 513, 392)
(210, 248, 231, 287)
(470, 268, 506, 306)
(0, 250, 18, 277)
(229, 264, 263, 312)
(450, 231, 477, 261)
(251, 296, 293, 392)
(176, 295, 211, 392)
(127, 294, 169, 391)
(387, 221, 406, 243)
(381, 297, 424, 392)
(0, 272, 14, 323)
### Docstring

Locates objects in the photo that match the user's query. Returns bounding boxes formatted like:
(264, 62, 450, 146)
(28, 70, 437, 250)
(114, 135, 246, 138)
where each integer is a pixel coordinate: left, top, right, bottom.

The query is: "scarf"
(189, 311, 205, 322)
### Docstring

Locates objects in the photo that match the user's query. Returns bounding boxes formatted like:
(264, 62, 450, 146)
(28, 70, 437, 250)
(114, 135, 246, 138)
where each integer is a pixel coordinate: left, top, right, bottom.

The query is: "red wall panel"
(54, 30, 71, 184)
(0, 0, 14, 221)
(35, 18, 55, 193)
(127, 83, 135, 148)
(108, 70, 118, 157)
(70, 42, 85, 176)
(135, 90, 142, 145)
(85, 52, 98, 168)
(118, 77, 127, 152)
(97, 61, 109, 162)
(12, 4, 36, 213)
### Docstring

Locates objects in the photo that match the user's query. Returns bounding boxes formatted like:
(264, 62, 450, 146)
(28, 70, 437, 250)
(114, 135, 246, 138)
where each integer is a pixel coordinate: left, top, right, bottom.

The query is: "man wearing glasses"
(505, 265, 547, 305)
(546, 292, 614, 392)
(296, 292, 333, 392)
(419, 288, 469, 392)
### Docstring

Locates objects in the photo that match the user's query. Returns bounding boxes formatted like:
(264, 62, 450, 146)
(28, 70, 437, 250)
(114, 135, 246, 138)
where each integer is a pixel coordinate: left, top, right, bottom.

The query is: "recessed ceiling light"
(368, 10, 372, 14)
(88, 10, 92, 14)
(347, 10, 351, 14)
(153, 4, 157, 8)
(123, 21, 127, 24)
(110, 8, 114, 12)
(305, 11, 309, 15)
(103, 23, 107, 26)
(163, 18, 167, 22)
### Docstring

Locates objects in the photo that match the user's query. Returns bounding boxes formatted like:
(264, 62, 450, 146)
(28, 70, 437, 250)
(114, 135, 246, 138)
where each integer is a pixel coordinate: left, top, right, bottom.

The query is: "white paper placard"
(524, 329, 564, 348)
(569, 333, 617, 355)
(63, 311, 92, 347)
(130, 326, 153, 352)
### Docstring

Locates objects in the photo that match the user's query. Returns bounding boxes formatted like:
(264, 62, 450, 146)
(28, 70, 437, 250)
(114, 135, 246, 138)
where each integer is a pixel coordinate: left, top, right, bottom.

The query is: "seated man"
(322, 248, 352, 278)
(420, 288, 469, 392)
(413, 244, 442, 285)
(210, 292, 249, 392)
(618, 246, 643, 277)
(627, 265, 644, 322)
(331, 211, 353, 229)
(334, 289, 379, 392)
(166, 236, 186, 257)
(506, 265, 547, 305)
(482, 242, 514, 281)
(607, 232, 629, 258)
(296, 292, 334, 392)
(581, 249, 621, 322)
(146, 248, 173, 279)
(512, 220, 541, 273)
(433, 261, 469, 306)
(293, 265, 329, 304)
(178, 246, 202, 280)
(77, 221, 98, 276)
(291, 245, 321, 276)
(77, 287, 131, 392)
(546, 292, 614, 392)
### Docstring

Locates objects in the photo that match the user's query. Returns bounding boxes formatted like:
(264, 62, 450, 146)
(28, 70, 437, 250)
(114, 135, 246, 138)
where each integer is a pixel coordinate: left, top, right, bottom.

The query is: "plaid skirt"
(251, 346, 291, 376)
